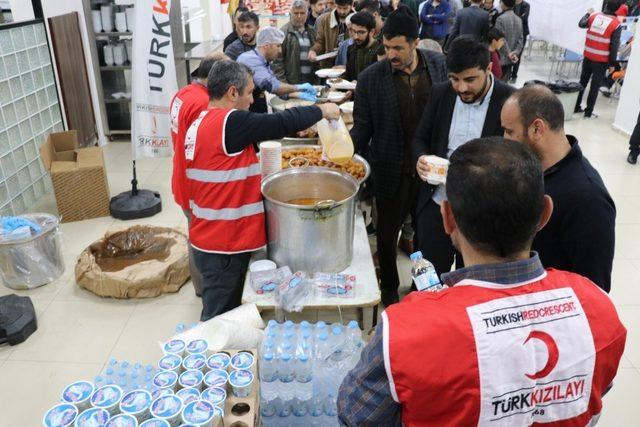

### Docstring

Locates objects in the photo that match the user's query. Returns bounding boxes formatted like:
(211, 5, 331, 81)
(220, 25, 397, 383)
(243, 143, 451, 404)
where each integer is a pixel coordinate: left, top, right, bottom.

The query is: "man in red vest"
(170, 52, 227, 297)
(338, 137, 626, 426)
(574, 0, 622, 118)
(185, 60, 340, 320)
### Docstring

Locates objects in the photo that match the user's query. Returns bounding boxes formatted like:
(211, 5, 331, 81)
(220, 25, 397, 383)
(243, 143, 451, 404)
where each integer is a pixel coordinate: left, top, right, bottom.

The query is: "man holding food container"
(184, 60, 340, 320)
(412, 36, 514, 277)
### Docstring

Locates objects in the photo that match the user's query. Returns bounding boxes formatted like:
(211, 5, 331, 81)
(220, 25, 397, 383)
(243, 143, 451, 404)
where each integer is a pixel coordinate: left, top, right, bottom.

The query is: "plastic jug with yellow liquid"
(317, 118, 354, 165)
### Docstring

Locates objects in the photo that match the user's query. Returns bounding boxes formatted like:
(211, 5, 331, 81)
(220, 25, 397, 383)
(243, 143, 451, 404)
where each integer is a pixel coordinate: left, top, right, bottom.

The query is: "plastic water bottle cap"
(145, 365, 153, 372)
(281, 353, 292, 362)
(409, 251, 423, 261)
(298, 354, 309, 362)
(121, 361, 130, 368)
(264, 353, 274, 361)
(284, 320, 294, 329)
(94, 376, 103, 383)
(106, 368, 114, 375)
(332, 326, 342, 336)
(134, 363, 142, 369)
(118, 371, 126, 378)
(300, 321, 310, 328)
(267, 320, 278, 327)
(109, 359, 118, 366)
(348, 320, 359, 329)
(316, 321, 326, 329)
(318, 332, 328, 341)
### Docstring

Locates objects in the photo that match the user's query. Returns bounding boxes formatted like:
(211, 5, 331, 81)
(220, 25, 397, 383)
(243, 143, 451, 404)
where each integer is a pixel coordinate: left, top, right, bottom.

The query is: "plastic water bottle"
(314, 321, 327, 340)
(295, 354, 312, 383)
(410, 251, 444, 292)
(279, 353, 295, 383)
(330, 327, 344, 362)
(105, 368, 115, 385)
(261, 353, 278, 382)
(175, 323, 186, 334)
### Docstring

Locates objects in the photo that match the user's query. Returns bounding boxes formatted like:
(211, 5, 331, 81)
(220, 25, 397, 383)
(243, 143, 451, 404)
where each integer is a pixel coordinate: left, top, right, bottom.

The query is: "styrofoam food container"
(203, 369, 228, 389)
(229, 369, 254, 398)
(62, 381, 95, 412)
(315, 68, 345, 79)
(178, 369, 204, 390)
(150, 395, 183, 426)
(182, 354, 206, 372)
(200, 387, 226, 407)
(119, 389, 152, 422)
(205, 353, 230, 371)
(158, 354, 182, 373)
(74, 407, 110, 426)
(249, 260, 276, 272)
(163, 339, 186, 356)
(105, 413, 138, 427)
(185, 339, 208, 355)
(176, 388, 201, 406)
(181, 400, 215, 427)
(152, 371, 178, 392)
(230, 352, 254, 370)
(43, 403, 78, 427)
(90, 385, 123, 415)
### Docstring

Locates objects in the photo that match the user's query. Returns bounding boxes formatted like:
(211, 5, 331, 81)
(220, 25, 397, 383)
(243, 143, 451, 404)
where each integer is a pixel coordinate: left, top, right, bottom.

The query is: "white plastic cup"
(158, 354, 182, 374)
(103, 44, 115, 66)
(115, 12, 128, 33)
(61, 381, 94, 412)
(90, 384, 123, 415)
(120, 389, 153, 422)
(186, 339, 209, 356)
(178, 369, 205, 391)
(230, 352, 255, 370)
(249, 260, 277, 272)
(105, 413, 139, 427)
(200, 386, 226, 407)
(74, 408, 110, 427)
(150, 395, 183, 426)
(100, 5, 114, 32)
(259, 141, 282, 177)
(126, 7, 135, 33)
(91, 10, 103, 32)
(423, 155, 450, 185)
(43, 403, 78, 427)
(228, 369, 254, 398)
(152, 371, 179, 393)
(151, 388, 174, 401)
(176, 387, 201, 406)
(206, 353, 230, 371)
(203, 369, 228, 389)
(181, 400, 215, 427)
(163, 339, 186, 357)
(182, 354, 207, 372)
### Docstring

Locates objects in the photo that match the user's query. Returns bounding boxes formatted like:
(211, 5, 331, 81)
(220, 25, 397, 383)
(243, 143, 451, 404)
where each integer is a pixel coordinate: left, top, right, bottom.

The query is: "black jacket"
(350, 49, 448, 202)
(513, 1, 530, 37)
(447, 5, 490, 46)
(412, 79, 515, 213)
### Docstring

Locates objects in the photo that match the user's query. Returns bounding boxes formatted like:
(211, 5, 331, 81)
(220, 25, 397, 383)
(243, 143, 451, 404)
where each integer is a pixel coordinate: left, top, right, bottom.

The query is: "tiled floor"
(2, 53, 640, 425)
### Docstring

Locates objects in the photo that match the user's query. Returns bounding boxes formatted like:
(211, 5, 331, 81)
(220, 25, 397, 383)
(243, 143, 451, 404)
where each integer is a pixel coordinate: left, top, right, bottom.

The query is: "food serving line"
(240, 69, 381, 330)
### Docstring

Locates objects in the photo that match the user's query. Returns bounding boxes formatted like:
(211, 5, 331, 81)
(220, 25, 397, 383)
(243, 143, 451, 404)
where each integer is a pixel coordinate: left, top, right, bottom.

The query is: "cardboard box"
(224, 349, 260, 427)
(39, 131, 111, 223)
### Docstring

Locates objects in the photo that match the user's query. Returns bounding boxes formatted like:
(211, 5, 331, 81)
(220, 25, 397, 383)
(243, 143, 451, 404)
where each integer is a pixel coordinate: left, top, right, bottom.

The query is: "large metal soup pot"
(261, 167, 359, 273)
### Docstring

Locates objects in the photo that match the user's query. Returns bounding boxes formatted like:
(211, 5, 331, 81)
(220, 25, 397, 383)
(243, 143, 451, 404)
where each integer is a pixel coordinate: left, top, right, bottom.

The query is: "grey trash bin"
(525, 80, 583, 121)
(0, 213, 65, 290)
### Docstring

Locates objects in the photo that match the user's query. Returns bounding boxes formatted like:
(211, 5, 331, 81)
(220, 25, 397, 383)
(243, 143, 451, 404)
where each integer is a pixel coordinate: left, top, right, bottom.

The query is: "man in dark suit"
(446, 0, 490, 48)
(511, 0, 530, 81)
(351, 6, 448, 306)
(412, 36, 514, 276)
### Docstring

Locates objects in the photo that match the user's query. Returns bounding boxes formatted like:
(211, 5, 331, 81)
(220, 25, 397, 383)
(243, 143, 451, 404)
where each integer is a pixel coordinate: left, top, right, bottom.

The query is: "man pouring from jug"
(184, 60, 340, 321)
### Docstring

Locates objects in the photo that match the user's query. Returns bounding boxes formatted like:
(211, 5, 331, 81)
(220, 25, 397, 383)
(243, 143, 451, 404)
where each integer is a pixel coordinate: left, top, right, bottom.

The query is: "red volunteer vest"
(584, 13, 620, 63)
(169, 82, 210, 210)
(384, 269, 626, 426)
(184, 108, 266, 253)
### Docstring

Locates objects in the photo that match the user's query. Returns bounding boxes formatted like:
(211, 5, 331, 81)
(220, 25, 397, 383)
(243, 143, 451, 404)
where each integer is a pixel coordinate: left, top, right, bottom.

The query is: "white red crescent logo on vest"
(524, 331, 559, 380)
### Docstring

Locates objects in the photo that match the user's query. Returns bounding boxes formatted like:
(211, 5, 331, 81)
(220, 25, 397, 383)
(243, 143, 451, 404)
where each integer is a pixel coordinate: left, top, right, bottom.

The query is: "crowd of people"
(167, 0, 633, 424)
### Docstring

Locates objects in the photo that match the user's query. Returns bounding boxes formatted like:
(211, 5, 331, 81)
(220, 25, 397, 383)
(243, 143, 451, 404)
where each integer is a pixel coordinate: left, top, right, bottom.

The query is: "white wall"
(9, 0, 108, 146)
(614, 23, 640, 135)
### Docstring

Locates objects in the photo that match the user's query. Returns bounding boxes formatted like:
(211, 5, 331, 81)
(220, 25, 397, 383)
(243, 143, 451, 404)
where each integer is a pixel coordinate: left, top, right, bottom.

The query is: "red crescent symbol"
(523, 331, 559, 380)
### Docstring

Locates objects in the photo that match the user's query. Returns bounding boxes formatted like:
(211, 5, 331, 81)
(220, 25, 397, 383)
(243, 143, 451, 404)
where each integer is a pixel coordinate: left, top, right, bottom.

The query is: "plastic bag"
(313, 273, 356, 298)
(250, 266, 292, 294)
(274, 271, 309, 313)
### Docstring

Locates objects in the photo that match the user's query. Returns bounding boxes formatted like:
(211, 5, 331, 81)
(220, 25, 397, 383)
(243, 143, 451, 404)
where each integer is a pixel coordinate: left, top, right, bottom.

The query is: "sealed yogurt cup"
(158, 354, 182, 374)
(105, 414, 138, 427)
(182, 354, 206, 372)
(178, 369, 204, 390)
(203, 369, 228, 388)
(139, 420, 170, 427)
(74, 407, 110, 427)
(163, 339, 186, 357)
(150, 395, 183, 426)
(200, 387, 226, 407)
(90, 385, 123, 415)
(62, 381, 95, 412)
(176, 388, 201, 406)
(181, 400, 215, 427)
(228, 369, 254, 398)
(205, 353, 230, 371)
(230, 352, 254, 370)
(119, 389, 152, 422)
(185, 339, 208, 355)
(423, 155, 449, 185)
(43, 403, 78, 427)
(152, 371, 178, 392)
(151, 388, 174, 400)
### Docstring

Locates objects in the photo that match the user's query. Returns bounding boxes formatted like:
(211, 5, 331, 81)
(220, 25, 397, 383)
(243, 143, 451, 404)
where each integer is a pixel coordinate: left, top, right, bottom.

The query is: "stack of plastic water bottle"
(95, 359, 157, 393)
(259, 319, 364, 426)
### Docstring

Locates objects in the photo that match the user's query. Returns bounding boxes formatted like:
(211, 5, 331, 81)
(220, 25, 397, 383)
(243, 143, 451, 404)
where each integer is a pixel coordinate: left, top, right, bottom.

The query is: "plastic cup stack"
(259, 141, 282, 177)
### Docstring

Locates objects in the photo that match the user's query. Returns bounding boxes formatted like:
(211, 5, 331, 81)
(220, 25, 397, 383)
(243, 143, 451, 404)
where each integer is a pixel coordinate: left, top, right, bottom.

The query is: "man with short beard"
(412, 36, 514, 277)
(309, 0, 354, 68)
(501, 85, 616, 292)
(307, 0, 327, 27)
(223, 7, 249, 51)
(344, 11, 380, 80)
(224, 11, 259, 60)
